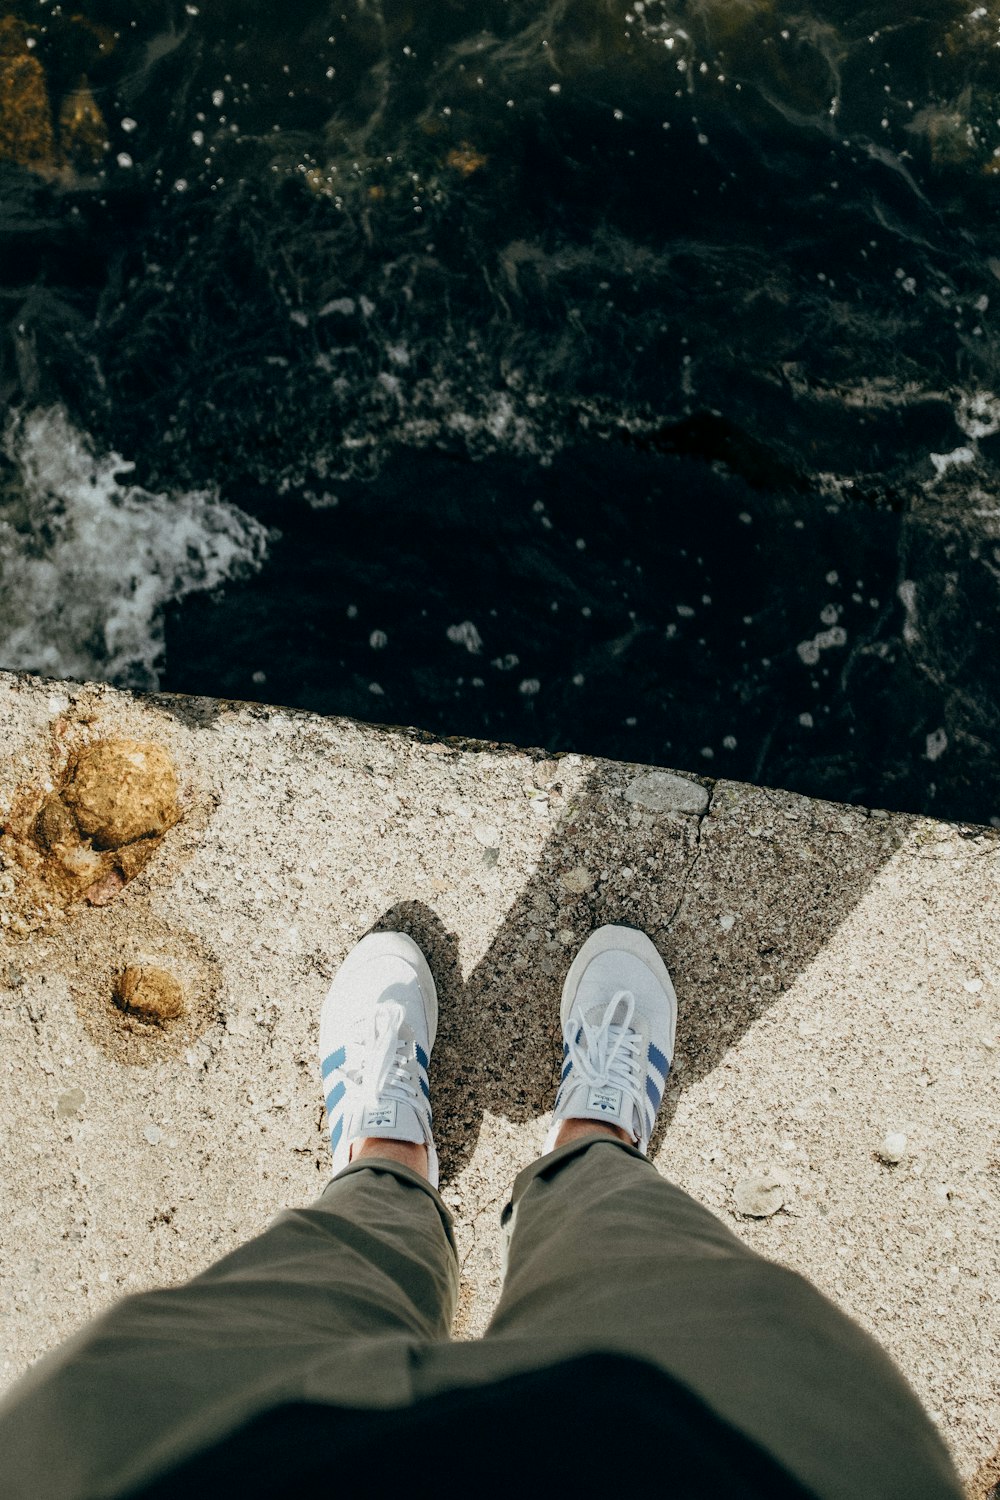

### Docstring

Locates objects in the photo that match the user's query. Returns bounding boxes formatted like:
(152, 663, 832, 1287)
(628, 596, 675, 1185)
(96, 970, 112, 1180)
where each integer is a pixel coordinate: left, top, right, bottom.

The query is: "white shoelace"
(350, 1000, 420, 1116)
(565, 988, 643, 1117)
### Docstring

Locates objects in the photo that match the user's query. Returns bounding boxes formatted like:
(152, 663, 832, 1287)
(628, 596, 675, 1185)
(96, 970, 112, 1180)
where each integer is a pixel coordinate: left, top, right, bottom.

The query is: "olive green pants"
(0, 1136, 962, 1500)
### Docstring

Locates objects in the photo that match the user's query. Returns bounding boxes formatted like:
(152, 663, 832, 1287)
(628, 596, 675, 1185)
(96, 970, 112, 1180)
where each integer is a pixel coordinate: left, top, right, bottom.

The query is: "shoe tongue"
(355, 1097, 425, 1143)
(578, 984, 632, 1027)
(592, 996, 630, 1029)
(563, 1077, 638, 1142)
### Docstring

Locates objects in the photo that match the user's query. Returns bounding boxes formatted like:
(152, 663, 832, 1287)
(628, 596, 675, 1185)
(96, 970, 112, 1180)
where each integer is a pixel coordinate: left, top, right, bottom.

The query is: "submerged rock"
(0, 18, 56, 173)
(58, 77, 107, 169)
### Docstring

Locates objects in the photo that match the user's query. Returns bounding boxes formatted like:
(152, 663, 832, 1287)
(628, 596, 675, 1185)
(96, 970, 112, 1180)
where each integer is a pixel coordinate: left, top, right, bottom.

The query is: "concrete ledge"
(0, 669, 997, 1491)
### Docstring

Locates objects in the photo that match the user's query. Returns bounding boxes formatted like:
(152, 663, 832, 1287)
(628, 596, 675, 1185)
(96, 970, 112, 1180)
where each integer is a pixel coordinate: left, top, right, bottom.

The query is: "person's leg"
(484, 1131, 961, 1500)
(0, 929, 456, 1500)
(473, 924, 962, 1500)
(0, 1156, 458, 1500)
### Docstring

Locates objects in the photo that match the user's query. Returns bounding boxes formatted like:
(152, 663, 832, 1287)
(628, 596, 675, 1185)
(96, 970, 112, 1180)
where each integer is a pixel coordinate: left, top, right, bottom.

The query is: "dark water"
(2, 0, 999, 823)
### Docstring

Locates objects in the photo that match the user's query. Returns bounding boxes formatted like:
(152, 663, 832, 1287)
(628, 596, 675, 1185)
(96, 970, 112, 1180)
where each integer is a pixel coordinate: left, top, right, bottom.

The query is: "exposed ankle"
(351, 1137, 429, 1178)
(553, 1118, 633, 1150)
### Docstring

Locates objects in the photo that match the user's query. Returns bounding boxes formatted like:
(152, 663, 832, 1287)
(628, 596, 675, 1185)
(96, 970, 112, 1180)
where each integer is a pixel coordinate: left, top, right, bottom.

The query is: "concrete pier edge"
(0, 668, 997, 1494)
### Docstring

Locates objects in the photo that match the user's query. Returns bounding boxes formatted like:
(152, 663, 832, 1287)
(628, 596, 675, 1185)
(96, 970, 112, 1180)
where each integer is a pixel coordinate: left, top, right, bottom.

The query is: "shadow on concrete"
(361, 756, 912, 1183)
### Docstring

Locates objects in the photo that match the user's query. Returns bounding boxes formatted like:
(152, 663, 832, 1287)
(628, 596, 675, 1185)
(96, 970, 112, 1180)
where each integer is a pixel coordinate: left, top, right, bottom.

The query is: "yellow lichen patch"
(0, 736, 182, 934)
(58, 76, 107, 168)
(0, 19, 57, 172)
(114, 965, 187, 1024)
(446, 142, 488, 176)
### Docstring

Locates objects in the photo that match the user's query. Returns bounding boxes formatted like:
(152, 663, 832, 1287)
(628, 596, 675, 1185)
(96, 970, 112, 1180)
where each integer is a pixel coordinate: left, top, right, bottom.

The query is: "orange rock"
(114, 839, 158, 883)
(115, 965, 187, 1022)
(63, 739, 180, 851)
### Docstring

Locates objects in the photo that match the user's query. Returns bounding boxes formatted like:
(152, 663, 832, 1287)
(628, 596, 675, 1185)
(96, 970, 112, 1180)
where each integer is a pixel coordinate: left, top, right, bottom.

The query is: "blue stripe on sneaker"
(560, 1058, 572, 1083)
(325, 1079, 346, 1114)
(562, 1041, 569, 1057)
(648, 1042, 670, 1078)
(321, 1046, 346, 1080)
(330, 1115, 344, 1153)
(419, 1076, 430, 1101)
(416, 1043, 429, 1071)
(646, 1075, 662, 1111)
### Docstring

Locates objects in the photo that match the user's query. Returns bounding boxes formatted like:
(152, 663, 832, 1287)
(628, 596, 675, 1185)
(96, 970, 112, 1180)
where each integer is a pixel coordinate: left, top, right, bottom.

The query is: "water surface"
(2, 0, 999, 821)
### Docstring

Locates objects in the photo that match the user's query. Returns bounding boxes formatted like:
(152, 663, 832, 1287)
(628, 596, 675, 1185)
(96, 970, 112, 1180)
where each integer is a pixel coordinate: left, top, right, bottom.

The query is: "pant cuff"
(321, 1155, 459, 1259)
(501, 1131, 652, 1231)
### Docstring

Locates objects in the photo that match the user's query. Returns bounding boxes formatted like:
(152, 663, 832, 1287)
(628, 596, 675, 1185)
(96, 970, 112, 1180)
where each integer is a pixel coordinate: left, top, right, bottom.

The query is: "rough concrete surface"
(0, 668, 997, 1496)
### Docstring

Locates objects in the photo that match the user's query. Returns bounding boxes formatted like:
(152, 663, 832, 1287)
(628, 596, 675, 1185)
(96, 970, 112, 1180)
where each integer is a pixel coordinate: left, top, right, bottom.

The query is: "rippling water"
(1, 0, 999, 822)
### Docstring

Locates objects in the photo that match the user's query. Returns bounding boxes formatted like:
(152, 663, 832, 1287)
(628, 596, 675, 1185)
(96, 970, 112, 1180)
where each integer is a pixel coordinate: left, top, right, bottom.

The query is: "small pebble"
(719, 913, 736, 932)
(879, 1131, 908, 1164)
(623, 771, 709, 816)
(115, 966, 186, 1022)
(560, 865, 593, 894)
(144, 1124, 162, 1145)
(56, 1088, 85, 1118)
(734, 1176, 785, 1218)
(533, 759, 559, 787)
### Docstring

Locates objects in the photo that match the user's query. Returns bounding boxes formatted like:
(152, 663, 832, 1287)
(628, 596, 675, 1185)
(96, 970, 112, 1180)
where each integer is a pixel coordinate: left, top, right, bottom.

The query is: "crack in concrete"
(665, 780, 715, 931)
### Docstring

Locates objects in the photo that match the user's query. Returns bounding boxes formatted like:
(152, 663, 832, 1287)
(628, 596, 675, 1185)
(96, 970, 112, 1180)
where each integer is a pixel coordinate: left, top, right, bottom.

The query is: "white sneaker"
(544, 924, 677, 1156)
(319, 931, 439, 1187)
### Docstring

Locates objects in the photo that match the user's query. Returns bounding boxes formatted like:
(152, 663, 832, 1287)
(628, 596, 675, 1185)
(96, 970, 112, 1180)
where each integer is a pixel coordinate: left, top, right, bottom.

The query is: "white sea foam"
(0, 406, 270, 689)
(446, 620, 483, 654)
(929, 445, 975, 478)
(955, 390, 1000, 440)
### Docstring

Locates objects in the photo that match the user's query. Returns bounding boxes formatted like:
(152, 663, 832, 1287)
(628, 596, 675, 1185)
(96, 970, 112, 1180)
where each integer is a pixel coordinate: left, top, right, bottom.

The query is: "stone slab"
(0, 669, 997, 1493)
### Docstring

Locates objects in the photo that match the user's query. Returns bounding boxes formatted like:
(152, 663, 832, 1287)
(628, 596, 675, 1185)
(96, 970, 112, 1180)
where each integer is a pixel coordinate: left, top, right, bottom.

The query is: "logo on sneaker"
(587, 1085, 622, 1115)
(362, 1100, 398, 1130)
